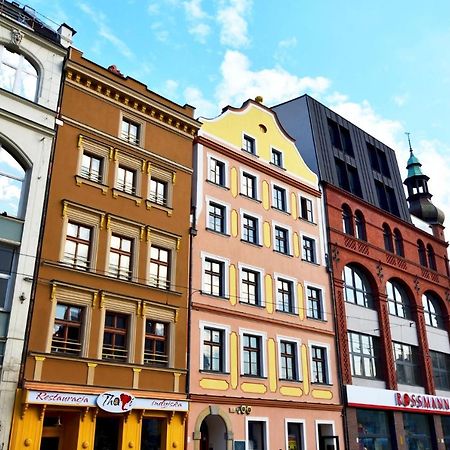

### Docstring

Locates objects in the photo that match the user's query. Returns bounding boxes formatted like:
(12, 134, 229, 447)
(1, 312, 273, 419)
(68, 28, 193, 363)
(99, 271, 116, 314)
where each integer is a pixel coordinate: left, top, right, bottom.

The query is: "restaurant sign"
(97, 391, 135, 413)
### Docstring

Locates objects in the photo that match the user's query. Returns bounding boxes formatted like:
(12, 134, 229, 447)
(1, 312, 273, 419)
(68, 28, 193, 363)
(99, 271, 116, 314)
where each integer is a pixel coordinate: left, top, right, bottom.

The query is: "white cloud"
(188, 22, 211, 42)
(184, 86, 217, 119)
(150, 22, 170, 42)
(182, 0, 211, 43)
(215, 50, 330, 108)
(163, 79, 179, 99)
(184, 0, 207, 20)
(217, 0, 251, 48)
(278, 37, 298, 49)
(393, 93, 409, 107)
(147, 2, 160, 14)
(78, 2, 134, 59)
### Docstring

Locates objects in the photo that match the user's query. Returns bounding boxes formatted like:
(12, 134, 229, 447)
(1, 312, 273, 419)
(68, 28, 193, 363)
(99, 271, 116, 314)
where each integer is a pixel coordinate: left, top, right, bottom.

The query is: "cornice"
(196, 135, 321, 198)
(65, 62, 200, 139)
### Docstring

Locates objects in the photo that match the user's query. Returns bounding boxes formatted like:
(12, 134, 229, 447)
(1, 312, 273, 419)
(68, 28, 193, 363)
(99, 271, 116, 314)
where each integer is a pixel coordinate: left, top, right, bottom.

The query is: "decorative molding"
(10, 28, 24, 46)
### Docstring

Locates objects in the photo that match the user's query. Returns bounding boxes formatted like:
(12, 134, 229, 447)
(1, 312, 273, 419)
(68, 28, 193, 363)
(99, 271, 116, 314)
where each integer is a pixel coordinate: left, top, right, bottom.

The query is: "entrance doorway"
(200, 414, 227, 450)
(317, 423, 339, 450)
(40, 415, 64, 450)
(94, 417, 121, 450)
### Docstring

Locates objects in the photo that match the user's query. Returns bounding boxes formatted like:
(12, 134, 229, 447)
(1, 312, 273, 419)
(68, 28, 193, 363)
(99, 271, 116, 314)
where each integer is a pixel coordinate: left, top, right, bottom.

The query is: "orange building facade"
(9, 48, 200, 450)
(187, 100, 343, 450)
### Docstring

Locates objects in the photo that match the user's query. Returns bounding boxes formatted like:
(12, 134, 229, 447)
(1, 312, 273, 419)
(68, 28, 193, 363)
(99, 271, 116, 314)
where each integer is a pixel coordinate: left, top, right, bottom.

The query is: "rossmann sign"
(346, 385, 450, 415)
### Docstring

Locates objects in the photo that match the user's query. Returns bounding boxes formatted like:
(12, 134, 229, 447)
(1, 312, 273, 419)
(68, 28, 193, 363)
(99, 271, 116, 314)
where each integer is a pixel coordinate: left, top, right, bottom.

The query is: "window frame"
(273, 224, 291, 255)
(309, 342, 331, 385)
(277, 336, 301, 381)
(300, 196, 314, 223)
(149, 245, 171, 290)
(431, 350, 450, 390)
(240, 170, 259, 200)
(242, 133, 257, 155)
(108, 233, 134, 281)
(422, 292, 444, 329)
(0, 244, 15, 310)
(393, 341, 421, 386)
(120, 116, 142, 145)
(386, 280, 411, 319)
(102, 311, 129, 362)
(207, 154, 228, 187)
(305, 283, 326, 321)
(206, 197, 229, 235)
(199, 321, 230, 373)
(272, 184, 288, 212)
(51, 303, 84, 356)
(284, 419, 306, 450)
(241, 211, 261, 245)
(301, 234, 317, 264)
(343, 265, 373, 308)
(63, 221, 92, 271)
(240, 329, 267, 378)
(246, 418, 269, 450)
(348, 331, 380, 379)
(144, 319, 169, 366)
(239, 264, 264, 307)
(201, 253, 229, 299)
(270, 148, 283, 168)
(275, 274, 297, 314)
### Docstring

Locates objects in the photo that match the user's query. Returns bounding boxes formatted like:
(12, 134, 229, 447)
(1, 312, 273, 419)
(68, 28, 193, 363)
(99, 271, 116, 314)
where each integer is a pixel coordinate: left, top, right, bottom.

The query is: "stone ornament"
(11, 28, 24, 46)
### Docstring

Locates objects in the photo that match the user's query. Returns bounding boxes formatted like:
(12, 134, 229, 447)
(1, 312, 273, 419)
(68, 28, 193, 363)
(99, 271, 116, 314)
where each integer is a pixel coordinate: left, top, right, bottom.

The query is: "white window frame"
(246, 417, 269, 450)
(119, 114, 144, 146)
(242, 132, 257, 156)
(270, 147, 284, 168)
(272, 221, 293, 256)
(277, 335, 302, 381)
(240, 168, 260, 200)
(239, 209, 263, 246)
(239, 328, 267, 377)
(271, 181, 290, 213)
(301, 232, 319, 264)
(199, 321, 231, 373)
(207, 153, 229, 187)
(315, 420, 336, 450)
(274, 273, 298, 314)
(308, 341, 332, 385)
(238, 263, 265, 307)
(200, 252, 230, 299)
(299, 194, 315, 223)
(304, 282, 327, 321)
(205, 196, 230, 235)
(285, 419, 307, 450)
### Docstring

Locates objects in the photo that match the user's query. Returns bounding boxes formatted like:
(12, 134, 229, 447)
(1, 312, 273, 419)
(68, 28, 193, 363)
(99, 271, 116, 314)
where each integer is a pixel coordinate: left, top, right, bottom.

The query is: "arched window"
(393, 228, 404, 257)
(383, 223, 393, 252)
(417, 240, 427, 267)
(426, 244, 436, 271)
(0, 44, 38, 101)
(354, 210, 367, 241)
(422, 292, 444, 329)
(343, 265, 373, 308)
(342, 204, 353, 235)
(386, 280, 411, 319)
(0, 144, 26, 218)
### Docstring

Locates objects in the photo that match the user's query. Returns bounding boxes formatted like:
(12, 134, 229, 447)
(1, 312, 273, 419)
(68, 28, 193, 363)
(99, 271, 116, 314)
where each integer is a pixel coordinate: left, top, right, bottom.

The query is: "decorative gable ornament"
(11, 29, 24, 46)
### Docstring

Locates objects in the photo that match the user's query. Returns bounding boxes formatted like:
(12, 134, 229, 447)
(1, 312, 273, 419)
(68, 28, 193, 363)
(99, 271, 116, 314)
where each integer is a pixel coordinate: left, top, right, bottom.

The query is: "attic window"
(259, 124, 267, 133)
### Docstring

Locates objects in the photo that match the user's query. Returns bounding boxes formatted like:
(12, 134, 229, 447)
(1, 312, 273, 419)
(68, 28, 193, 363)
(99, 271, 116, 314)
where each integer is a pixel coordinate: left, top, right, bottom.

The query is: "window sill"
(306, 316, 327, 322)
(273, 250, 293, 257)
(276, 309, 298, 316)
(240, 301, 265, 308)
(206, 180, 230, 190)
(145, 199, 173, 216)
(200, 370, 230, 375)
(269, 162, 286, 171)
(241, 374, 267, 380)
(240, 239, 263, 248)
(239, 194, 261, 203)
(75, 175, 108, 194)
(199, 291, 229, 301)
(311, 382, 333, 387)
(241, 149, 259, 158)
(299, 217, 316, 225)
(301, 259, 319, 265)
(279, 378, 302, 383)
(271, 206, 290, 215)
(112, 188, 142, 205)
(206, 228, 231, 237)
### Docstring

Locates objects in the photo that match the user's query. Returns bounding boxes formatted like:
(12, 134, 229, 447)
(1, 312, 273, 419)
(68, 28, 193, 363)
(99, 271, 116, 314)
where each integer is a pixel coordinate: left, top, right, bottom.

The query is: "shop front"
(9, 388, 188, 450)
(347, 385, 449, 450)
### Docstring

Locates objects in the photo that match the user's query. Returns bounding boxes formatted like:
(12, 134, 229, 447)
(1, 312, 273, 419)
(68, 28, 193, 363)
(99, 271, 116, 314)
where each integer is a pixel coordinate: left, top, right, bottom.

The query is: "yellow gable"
(201, 101, 318, 186)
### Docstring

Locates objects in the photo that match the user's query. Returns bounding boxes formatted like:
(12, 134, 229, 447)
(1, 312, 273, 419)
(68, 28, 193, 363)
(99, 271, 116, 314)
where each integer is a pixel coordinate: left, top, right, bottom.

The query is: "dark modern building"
(274, 95, 450, 450)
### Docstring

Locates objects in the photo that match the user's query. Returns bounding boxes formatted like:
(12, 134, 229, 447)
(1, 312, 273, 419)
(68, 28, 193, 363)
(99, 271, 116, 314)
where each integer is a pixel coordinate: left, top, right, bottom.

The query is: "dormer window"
(0, 44, 38, 101)
(243, 135, 256, 155)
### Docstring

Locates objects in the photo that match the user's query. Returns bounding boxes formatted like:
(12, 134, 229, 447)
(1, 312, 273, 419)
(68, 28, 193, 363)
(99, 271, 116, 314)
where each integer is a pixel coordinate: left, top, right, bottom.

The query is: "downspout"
(321, 183, 350, 450)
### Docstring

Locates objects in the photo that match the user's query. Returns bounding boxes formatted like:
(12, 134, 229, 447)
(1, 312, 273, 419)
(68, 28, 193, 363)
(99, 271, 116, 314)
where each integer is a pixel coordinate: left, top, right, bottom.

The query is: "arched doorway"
(200, 414, 227, 450)
(193, 406, 233, 450)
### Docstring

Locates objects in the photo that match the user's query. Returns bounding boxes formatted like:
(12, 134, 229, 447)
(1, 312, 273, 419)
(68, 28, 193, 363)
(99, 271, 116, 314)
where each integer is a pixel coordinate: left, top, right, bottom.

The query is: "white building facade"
(0, 2, 73, 446)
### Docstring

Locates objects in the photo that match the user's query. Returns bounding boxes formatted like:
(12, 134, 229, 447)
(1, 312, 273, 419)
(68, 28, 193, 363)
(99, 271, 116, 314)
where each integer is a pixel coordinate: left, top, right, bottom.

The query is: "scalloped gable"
(200, 101, 318, 186)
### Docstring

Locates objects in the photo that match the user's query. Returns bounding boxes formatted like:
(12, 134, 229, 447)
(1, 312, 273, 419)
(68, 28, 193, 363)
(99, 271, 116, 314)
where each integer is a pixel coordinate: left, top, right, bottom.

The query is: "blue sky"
(30, 0, 450, 223)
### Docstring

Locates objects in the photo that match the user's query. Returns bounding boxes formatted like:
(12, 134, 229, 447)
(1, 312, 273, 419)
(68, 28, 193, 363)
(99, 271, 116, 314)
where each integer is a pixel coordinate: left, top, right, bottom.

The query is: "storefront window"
(141, 418, 166, 450)
(94, 417, 121, 450)
(403, 413, 435, 450)
(442, 416, 450, 450)
(357, 409, 393, 450)
(287, 422, 304, 450)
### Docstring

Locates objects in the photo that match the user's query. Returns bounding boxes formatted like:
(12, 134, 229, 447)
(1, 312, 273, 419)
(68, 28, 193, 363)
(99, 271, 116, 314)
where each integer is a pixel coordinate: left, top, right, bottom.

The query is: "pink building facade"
(187, 100, 344, 450)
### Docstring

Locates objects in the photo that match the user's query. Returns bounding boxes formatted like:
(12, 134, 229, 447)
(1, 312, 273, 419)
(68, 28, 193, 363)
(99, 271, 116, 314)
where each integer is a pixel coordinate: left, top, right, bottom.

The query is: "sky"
(27, 0, 450, 226)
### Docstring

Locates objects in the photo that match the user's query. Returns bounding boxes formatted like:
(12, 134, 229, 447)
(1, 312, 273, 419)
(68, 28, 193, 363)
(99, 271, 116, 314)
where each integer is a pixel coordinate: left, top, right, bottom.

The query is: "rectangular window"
(208, 202, 226, 234)
(302, 236, 316, 263)
(149, 246, 170, 289)
(209, 158, 226, 186)
(274, 226, 289, 254)
(0, 244, 14, 309)
(241, 268, 261, 306)
(393, 342, 421, 386)
(300, 197, 313, 222)
(81, 152, 103, 183)
(306, 286, 324, 320)
(287, 423, 304, 450)
(311, 345, 328, 384)
(243, 135, 256, 154)
(243, 334, 262, 376)
(356, 410, 393, 450)
(242, 214, 259, 244)
(280, 340, 298, 380)
(109, 234, 133, 280)
(272, 185, 287, 211)
(144, 320, 168, 366)
(141, 418, 166, 450)
(203, 258, 225, 297)
(248, 421, 267, 450)
(121, 117, 140, 144)
(149, 179, 168, 206)
(271, 149, 283, 167)
(202, 327, 224, 372)
(431, 351, 450, 390)
(63, 222, 91, 270)
(51, 303, 83, 355)
(277, 278, 295, 313)
(241, 172, 257, 199)
(116, 165, 136, 195)
(103, 312, 128, 361)
(348, 332, 379, 379)
(0, 312, 7, 366)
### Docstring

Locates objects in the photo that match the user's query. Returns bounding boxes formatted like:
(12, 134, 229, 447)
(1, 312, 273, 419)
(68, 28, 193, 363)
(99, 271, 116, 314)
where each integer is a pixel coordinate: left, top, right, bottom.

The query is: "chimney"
(57, 23, 76, 48)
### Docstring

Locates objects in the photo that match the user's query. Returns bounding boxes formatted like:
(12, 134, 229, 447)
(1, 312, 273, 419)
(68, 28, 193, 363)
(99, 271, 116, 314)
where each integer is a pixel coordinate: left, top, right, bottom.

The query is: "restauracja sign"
(97, 391, 135, 413)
